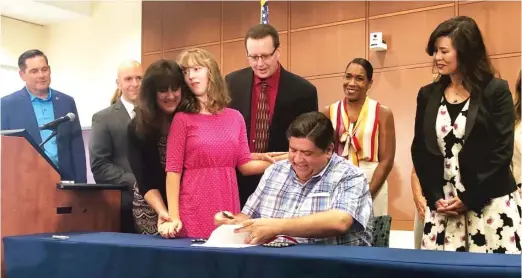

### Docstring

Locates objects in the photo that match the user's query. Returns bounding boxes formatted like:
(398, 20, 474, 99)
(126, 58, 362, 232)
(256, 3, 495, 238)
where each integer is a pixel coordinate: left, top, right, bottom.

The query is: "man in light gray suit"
(89, 60, 143, 233)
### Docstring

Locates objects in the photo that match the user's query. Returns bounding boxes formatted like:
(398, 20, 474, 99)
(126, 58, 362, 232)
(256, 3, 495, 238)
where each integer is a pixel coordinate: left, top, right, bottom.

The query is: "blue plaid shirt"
(242, 153, 373, 246)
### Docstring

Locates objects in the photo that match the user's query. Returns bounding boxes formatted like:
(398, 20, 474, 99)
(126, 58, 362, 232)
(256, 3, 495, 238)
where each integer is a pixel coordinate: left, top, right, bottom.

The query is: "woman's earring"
(431, 64, 440, 82)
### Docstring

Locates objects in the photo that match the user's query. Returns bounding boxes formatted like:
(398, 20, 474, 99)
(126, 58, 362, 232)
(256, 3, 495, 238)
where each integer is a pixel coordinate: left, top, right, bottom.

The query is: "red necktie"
(254, 81, 270, 153)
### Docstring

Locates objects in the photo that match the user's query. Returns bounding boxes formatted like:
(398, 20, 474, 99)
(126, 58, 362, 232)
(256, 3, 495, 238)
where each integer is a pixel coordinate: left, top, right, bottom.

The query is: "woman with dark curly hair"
(127, 59, 189, 235)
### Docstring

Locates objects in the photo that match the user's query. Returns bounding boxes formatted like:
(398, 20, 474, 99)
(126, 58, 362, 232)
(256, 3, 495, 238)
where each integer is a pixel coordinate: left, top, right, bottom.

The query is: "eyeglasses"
(247, 48, 277, 62)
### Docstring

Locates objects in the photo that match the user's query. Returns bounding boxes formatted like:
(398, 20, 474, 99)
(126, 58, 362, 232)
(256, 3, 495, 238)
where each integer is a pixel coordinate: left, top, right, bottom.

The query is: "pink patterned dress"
(165, 108, 251, 238)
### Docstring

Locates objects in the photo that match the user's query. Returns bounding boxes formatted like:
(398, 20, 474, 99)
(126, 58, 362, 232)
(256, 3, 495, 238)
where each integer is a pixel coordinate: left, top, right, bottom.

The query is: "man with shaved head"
(89, 59, 143, 233)
(113, 60, 142, 106)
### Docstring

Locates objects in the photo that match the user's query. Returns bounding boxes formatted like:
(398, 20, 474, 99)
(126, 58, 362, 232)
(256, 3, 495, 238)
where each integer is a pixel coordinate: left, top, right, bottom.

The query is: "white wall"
(0, 16, 48, 67)
(0, 16, 48, 97)
(1, 2, 141, 127)
(45, 1, 141, 127)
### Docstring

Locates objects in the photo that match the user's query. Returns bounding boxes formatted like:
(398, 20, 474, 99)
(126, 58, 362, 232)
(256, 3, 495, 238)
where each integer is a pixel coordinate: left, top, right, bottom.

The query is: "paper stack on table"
(191, 224, 258, 248)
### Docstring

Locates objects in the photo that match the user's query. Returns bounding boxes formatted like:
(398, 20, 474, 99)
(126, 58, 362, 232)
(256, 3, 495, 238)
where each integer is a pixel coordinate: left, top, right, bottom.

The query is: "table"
(3, 232, 520, 278)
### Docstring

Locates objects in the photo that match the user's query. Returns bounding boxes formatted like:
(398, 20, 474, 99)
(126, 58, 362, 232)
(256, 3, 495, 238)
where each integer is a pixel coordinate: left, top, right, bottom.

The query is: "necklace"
(448, 88, 461, 103)
(453, 87, 461, 103)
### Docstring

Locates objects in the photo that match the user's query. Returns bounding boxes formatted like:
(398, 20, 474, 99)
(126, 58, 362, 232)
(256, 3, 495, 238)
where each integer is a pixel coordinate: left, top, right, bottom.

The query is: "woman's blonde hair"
(110, 88, 122, 105)
(176, 48, 230, 114)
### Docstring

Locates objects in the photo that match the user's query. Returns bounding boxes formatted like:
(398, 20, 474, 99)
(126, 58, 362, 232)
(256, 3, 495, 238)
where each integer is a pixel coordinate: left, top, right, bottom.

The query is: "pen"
(222, 211, 234, 220)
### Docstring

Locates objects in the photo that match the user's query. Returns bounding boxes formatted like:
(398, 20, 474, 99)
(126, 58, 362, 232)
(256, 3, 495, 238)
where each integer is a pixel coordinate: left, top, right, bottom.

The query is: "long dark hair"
(134, 59, 188, 139)
(426, 16, 496, 94)
(515, 70, 522, 125)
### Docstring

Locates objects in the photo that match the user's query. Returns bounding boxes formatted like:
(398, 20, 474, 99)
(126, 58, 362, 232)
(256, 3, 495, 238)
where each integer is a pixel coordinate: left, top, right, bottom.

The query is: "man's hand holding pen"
(214, 211, 239, 226)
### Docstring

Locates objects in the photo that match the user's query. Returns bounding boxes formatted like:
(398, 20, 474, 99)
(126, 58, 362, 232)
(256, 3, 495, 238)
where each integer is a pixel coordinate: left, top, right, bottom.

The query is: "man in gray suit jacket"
(89, 60, 143, 233)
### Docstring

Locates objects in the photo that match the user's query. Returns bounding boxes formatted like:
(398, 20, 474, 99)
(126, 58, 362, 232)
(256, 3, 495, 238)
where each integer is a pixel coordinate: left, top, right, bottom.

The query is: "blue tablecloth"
(3, 232, 520, 278)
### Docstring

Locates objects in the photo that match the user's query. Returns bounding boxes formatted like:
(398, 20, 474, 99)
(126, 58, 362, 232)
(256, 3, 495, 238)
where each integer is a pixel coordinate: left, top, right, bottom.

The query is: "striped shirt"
(242, 153, 374, 246)
(329, 96, 380, 166)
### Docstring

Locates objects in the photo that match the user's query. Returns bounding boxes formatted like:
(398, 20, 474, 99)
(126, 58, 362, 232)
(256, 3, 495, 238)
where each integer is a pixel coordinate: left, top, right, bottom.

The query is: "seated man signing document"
(215, 112, 374, 246)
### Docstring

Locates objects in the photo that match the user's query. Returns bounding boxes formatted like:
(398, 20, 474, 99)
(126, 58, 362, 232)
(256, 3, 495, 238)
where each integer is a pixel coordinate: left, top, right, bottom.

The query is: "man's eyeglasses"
(247, 48, 277, 62)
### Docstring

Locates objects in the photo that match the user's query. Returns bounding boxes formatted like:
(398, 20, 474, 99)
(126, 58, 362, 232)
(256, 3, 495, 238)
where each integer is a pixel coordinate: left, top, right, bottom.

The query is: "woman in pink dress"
(160, 48, 286, 239)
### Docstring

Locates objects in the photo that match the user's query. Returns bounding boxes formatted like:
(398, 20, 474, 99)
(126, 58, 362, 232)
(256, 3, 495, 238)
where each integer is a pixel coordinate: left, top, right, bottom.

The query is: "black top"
(411, 78, 516, 212)
(443, 96, 468, 124)
(127, 119, 168, 205)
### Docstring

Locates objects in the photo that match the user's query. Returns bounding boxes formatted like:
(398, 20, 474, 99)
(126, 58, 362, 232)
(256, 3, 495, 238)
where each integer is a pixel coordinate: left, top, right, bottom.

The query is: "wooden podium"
(1, 130, 122, 276)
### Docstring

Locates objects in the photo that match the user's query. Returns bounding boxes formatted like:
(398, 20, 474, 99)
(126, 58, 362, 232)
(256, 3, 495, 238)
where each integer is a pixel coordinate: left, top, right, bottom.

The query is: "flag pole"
(260, 0, 268, 24)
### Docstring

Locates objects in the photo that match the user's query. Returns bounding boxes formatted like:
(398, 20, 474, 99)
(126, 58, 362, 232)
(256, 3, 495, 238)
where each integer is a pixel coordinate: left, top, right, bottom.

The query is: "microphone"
(39, 113, 76, 130)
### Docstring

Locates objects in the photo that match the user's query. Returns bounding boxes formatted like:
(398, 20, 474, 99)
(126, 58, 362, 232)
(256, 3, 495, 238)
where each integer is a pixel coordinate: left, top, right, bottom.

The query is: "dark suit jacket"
(1, 88, 87, 183)
(411, 77, 516, 212)
(226, 66, 318, 205)
(89, 99, 136, 232)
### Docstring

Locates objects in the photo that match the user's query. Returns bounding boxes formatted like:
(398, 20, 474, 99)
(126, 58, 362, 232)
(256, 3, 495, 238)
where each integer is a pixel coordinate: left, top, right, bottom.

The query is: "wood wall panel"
(491, 55, 522, 96)
(142, 1, 163, 53)
(370, 66, 434, 221)
(369, 1, 452, 16)
(458, 0, 487, 5)
(223, 1, 288, 40)
(163, 44, 222, 66)
(308, 75, 344, 109)
(143, 1, 522, 231)
(291, 21, 366, 77)
(162, 1, 221, 50)
(290, 1, 365, 29)
(222, 41, 249, 75)
(369, 7, 454, 69)
(459, 1, 521, 56)
(141, 52, 163, 70)
(393, 220, 414, 231)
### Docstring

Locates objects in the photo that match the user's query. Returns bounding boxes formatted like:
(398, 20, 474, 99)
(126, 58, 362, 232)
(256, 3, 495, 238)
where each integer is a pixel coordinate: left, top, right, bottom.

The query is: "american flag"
(261, 0, 269, 24)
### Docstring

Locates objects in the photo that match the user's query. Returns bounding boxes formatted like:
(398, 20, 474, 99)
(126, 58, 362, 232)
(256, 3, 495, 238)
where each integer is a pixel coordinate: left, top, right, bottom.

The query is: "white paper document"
(191, 224, 258, 248)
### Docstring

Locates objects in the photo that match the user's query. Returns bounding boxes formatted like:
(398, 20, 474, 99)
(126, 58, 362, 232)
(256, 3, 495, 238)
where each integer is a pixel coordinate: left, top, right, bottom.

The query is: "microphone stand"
(39, 129, 58, 148)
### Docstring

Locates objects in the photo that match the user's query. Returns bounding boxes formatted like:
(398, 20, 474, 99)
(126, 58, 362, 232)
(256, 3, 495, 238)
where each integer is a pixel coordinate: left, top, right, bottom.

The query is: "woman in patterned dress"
(127, 59, 189, 235)
(411, 16, 521, 253)
(158, 48, 286, 239)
